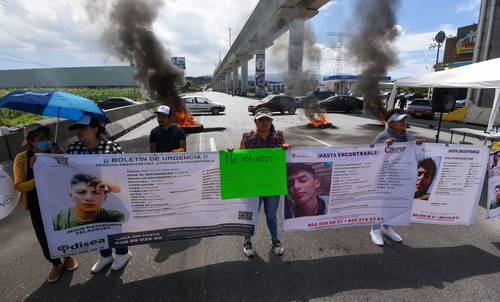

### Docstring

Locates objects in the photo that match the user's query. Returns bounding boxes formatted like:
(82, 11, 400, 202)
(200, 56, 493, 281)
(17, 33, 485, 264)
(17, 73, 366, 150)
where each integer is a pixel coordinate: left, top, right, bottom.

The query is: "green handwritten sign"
(219, 148, 287, 200)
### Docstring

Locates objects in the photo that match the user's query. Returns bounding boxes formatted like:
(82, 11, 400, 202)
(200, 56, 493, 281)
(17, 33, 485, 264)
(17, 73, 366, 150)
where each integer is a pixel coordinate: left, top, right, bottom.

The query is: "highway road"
(1, 92, 500, 301)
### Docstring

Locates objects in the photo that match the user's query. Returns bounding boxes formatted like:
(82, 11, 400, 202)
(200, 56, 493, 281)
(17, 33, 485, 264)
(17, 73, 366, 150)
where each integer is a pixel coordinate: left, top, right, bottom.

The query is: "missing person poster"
(411, 144, 488, 225)
(487, 150, 500, 218)
(34, 153, 259, 258)
(0, 165, 19, 220)
(283, 143, 417, 232)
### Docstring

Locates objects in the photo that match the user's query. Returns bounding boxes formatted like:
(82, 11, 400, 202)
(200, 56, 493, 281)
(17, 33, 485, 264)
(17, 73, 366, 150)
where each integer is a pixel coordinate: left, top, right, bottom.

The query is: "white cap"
(155, 105, 171, 116)
(255, 110, 273, 120)
(387, 112, 410, 123)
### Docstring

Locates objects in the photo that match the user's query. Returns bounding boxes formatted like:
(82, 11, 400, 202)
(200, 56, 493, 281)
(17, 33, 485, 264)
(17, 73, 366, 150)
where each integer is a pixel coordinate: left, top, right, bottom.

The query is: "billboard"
(171, 57, 186, 70)
(456, 29, 476, 54)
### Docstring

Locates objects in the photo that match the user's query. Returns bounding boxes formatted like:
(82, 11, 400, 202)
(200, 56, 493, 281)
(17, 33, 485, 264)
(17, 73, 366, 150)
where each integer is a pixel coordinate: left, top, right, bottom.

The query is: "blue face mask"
(36, 140, 52, 152)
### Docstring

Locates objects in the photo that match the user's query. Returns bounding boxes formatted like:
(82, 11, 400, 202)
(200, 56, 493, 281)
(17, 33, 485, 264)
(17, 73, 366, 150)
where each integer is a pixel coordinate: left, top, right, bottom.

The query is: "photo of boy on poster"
(52, 173, 124, 231)
(414, 157, 439, 200)
(285, 163, 331, 219)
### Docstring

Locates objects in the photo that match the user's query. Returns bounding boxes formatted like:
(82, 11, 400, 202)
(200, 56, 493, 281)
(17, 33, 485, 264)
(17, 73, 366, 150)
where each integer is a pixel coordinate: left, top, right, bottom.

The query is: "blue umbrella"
(0, 90, 109, 143)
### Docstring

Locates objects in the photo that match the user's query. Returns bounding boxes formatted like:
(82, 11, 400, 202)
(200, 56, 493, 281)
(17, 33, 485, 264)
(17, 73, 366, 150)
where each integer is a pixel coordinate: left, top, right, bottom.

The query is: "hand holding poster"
(283, 143, 417, 232)
(0, 165, 19, 220)
(411, 144, 488, 224)
(34, 153, 259, 258)
(219, 148, 287, 199)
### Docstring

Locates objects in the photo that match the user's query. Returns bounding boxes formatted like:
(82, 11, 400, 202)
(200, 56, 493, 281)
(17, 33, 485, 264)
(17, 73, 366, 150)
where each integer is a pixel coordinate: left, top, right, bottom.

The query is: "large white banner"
(487, 150, 500, 218)
(411, 144, 488, 225)
(34, 153, 259, 258)
(0, 165, 19, 220)
(283, 143, 417, 232)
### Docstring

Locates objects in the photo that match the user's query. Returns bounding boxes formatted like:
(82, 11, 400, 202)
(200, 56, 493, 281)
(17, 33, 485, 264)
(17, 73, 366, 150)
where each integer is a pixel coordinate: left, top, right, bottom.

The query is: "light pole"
(431, 31, 446, 142)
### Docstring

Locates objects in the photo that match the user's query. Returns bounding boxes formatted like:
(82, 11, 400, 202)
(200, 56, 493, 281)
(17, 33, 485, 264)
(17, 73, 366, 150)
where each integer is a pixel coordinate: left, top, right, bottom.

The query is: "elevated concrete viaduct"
(213, 0, 330, 96)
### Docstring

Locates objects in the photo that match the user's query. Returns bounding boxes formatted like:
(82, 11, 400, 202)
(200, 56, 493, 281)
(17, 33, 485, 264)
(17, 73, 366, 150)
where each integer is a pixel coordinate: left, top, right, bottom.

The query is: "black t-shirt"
(149, 124, 186, 152)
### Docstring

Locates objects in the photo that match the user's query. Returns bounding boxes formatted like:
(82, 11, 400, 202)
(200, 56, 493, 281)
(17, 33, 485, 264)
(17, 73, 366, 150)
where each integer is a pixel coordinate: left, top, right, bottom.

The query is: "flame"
(306, 110, 331, 128)
(174, 108, 200, 127)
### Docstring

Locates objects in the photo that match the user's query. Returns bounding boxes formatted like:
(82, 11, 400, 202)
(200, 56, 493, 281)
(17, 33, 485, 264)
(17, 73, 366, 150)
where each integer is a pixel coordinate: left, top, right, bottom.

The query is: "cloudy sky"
(0, 0, 481, 79)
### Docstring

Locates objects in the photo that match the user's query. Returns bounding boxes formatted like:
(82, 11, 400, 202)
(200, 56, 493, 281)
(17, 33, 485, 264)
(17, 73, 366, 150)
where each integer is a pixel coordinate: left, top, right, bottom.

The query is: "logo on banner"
(0, 195, 13, 207)
(53, 156, 69, 166)
(57, 238, 105, 253)
(384, 146, 407, 154)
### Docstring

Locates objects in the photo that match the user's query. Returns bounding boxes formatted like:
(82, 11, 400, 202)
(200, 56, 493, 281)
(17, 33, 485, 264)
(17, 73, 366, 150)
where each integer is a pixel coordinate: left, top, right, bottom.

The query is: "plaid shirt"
(66, 139, 123, 154)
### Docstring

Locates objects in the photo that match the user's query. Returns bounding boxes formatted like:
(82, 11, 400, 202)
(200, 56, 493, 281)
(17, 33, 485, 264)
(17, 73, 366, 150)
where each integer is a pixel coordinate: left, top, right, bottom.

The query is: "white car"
(181, 96, 225, 115)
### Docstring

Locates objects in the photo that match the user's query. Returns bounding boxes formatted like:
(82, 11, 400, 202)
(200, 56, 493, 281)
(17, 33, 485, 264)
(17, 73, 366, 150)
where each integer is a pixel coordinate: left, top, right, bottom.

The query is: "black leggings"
(28, 199, 63, 266)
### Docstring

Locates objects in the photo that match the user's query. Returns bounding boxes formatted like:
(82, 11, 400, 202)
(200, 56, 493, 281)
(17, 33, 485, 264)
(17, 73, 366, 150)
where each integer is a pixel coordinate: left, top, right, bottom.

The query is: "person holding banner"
(67, 115, 132, 273)
(13, 124, 78, 283)
(370, 109, 423, 246)
(149, 105, 186, 152)
(238, 109, 290, 257)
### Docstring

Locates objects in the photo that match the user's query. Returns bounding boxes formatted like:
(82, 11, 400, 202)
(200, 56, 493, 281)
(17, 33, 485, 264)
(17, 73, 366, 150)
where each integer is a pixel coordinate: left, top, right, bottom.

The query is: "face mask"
(36, 140, 52, 152)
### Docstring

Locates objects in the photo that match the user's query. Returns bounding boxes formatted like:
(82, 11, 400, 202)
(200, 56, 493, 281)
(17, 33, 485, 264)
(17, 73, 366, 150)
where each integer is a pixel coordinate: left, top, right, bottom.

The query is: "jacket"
(13, 150, 35, 211)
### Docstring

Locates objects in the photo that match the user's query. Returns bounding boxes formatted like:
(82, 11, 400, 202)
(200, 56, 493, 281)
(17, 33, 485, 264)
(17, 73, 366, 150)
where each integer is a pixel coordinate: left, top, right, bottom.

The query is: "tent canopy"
(395, 57, 500, 89)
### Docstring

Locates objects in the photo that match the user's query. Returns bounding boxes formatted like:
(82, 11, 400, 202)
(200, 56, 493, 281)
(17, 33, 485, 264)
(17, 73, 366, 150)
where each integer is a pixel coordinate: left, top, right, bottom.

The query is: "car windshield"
(260, 95, 274, 102)
(410, 99, 430, 106)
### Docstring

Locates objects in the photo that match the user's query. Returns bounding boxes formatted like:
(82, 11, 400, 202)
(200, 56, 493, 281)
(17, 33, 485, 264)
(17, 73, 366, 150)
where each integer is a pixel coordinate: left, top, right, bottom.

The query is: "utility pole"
(228, 27, 232, 49)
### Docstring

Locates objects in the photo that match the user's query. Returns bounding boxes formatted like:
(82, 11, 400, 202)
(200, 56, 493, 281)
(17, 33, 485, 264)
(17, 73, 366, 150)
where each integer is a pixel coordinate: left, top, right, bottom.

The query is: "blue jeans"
(100, 246, 128, 257)
(245, 195, 280, 240)
(372, 224, 390, 230)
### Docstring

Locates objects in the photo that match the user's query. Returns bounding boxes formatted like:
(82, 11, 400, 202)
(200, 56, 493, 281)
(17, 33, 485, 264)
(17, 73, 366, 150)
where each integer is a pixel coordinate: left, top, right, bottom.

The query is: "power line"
(0, 50, 53, 67)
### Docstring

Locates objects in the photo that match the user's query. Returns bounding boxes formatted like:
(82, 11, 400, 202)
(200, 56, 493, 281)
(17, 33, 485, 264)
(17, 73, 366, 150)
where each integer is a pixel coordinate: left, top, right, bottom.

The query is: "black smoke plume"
(349, 0, 400, 116)
(88, 0, 184, 106)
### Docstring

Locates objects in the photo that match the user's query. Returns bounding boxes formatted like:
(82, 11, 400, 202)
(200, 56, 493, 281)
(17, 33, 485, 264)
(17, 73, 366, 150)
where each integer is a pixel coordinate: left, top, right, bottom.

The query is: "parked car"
(248, 94, 297, 115)
(97, 97, 140, 110)
(181, 96, 225, 115)
(318, 95, 363, 113)
(406, 98, 434, 119)
(296, 90, 336, 108)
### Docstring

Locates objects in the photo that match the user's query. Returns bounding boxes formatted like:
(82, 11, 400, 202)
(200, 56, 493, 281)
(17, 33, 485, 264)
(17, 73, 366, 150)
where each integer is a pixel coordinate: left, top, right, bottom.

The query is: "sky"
(0, 0, 481, 80)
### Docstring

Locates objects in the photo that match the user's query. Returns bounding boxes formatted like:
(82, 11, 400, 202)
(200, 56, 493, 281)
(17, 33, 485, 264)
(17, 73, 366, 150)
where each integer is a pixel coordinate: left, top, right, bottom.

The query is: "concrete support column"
(255, 49, 266, 97)
(226, 72, 231, 93)
(287, 18, 305, 96)
(241, 60, 248, 96)
(232, 68, 239, 94)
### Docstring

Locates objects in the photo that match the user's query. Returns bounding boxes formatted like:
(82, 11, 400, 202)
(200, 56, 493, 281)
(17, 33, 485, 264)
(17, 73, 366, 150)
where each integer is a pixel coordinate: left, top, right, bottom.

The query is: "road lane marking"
(198, 116, 205, 151)
(306, 135, 331, 146)
(209, 137, 216, 151)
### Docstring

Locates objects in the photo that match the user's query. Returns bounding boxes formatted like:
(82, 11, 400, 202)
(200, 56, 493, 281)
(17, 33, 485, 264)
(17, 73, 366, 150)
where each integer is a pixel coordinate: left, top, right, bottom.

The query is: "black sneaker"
(243, 239, 254, 257)
(270, 238, 284, 256)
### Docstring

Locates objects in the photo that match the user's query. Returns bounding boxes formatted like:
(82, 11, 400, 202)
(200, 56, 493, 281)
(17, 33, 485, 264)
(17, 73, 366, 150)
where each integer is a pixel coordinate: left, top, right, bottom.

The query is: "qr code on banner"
(238, 211, 253, 221)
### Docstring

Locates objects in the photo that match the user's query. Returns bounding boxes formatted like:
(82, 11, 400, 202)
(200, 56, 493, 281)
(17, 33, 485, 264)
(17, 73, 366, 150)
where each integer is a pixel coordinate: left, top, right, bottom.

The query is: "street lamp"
(429, 31, 446, 71)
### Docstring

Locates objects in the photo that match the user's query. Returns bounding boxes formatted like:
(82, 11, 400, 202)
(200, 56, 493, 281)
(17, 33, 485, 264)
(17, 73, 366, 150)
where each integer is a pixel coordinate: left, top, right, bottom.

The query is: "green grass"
(0, 87, 144, 127)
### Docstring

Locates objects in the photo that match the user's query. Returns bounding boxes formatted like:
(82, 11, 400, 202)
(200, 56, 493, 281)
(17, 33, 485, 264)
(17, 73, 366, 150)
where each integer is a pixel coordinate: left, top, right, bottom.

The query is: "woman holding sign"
(238, 109, 290, 257)
(13, 124, 78, 283)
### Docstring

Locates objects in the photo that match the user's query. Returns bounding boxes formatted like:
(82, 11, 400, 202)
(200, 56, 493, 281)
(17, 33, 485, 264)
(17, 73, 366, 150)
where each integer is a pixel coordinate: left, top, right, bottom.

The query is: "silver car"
(181, 96, 225, 115)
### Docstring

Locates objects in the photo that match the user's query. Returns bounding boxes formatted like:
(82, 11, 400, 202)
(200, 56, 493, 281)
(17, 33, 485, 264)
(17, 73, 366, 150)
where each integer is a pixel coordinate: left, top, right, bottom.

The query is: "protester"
(285, 163, 328, 219)
(149, 105, 186, 152)
(67, 115, 132, 273)
(370, 109, 423, 246)
(490, 185, 500, 209)
(414, 158, 437, 200)
(52, 174, 123, 231)
(237, 109, 290, 257)
(13, 124, 78, 283)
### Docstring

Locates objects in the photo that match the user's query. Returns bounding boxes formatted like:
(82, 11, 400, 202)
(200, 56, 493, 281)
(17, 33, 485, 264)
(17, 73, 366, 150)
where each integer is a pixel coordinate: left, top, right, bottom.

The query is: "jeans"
(245, 195, 280, 240)
(372, 224, 391, 230)
(100, 247, 128, 257)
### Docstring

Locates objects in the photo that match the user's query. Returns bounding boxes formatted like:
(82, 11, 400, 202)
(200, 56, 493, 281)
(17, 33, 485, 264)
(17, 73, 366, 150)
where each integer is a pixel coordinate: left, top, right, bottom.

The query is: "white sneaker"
(243, 239, 254, 257)
(370, 228, 384, 246)
(270, 239, 284, 256)
(382, 227, 403, 242)
(111, 251, 132, 271)
(91, 256, 114, 273)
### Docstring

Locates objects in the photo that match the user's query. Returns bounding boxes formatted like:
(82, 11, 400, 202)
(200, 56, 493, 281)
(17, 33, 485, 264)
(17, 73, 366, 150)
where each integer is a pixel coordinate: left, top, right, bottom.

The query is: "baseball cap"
(255, 109, 273, 120)
(387, 112, 410, 123)
(155, 105, 171, 116)
(21, 123, 44, 147)
(68, 115, 103, 130)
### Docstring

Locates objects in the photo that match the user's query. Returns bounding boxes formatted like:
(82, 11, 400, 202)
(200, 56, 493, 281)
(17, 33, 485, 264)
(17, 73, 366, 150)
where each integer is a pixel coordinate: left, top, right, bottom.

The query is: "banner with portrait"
(487, 149, 500, 219)
(34, 153, 259, 258)
(282, 143, 417, 232)
(411, 144, 488, 225)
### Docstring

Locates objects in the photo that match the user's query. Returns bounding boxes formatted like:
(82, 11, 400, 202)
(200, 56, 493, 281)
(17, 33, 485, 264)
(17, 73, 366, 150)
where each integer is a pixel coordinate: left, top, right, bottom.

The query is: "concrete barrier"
(0, 102, 156, 163)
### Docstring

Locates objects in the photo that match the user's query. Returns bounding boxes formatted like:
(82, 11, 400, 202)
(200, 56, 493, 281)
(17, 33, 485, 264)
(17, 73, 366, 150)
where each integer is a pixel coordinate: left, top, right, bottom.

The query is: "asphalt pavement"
(1, 92, 500, 301)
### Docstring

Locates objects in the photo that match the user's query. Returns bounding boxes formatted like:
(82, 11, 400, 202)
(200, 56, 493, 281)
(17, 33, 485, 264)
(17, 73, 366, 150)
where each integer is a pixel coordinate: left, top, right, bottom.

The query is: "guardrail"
(0, 102, 156, 163)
